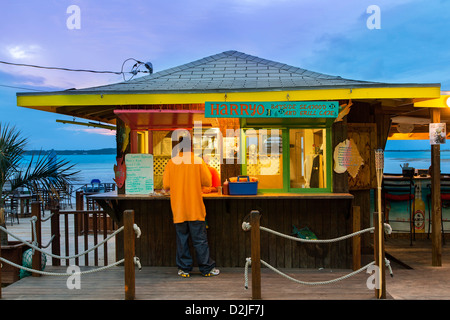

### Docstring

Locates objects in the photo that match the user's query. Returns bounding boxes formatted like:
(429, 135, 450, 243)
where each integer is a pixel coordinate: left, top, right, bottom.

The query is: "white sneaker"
(203, 268, 220, 277)
(178, 269, 190, 278)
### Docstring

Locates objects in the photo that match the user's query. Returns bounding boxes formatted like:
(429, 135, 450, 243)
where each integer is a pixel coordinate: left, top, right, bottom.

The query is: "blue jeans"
(174, 220, 215, 275)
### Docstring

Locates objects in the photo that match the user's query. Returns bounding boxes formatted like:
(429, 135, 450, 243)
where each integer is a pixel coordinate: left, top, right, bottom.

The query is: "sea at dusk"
(383, 150, 450, 174)
(20, 149, 450, 189)
(22, 153, 117, 188)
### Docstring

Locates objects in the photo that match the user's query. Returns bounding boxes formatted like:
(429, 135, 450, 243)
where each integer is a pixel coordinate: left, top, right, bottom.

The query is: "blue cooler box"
(228, 176, 258, 195)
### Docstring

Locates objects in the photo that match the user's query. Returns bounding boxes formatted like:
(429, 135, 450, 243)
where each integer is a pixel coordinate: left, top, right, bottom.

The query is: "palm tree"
(0, 123, 79, 245)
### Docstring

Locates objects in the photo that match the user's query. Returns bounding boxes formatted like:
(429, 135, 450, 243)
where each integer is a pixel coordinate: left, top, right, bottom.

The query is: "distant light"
(446, 97, 450, 108)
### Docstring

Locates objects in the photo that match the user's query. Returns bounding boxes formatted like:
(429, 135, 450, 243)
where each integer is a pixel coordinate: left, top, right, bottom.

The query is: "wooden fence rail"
(50, 209, 116, 266)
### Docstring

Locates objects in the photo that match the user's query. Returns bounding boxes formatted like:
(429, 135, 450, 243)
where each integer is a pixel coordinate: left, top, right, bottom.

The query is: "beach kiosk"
(16, 50, 445, 268)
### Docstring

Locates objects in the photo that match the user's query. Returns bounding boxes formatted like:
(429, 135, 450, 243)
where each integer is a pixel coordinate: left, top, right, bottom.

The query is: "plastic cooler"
(228, 176, 258, 195)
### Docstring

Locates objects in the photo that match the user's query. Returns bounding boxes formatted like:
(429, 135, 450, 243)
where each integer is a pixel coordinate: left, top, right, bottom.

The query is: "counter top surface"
(87, 191, 354, 200)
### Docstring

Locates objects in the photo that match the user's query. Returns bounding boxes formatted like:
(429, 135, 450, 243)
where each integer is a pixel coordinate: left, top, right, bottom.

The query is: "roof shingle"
(72, 50, 381, 94)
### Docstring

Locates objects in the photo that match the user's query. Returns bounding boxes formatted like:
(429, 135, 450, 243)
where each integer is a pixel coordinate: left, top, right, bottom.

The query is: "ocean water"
(384, 150, 450, 174)
(21, 154, 117, 187)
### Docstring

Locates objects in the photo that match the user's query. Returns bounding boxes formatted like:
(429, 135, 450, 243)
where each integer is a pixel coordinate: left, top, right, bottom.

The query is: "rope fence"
(242, 208, 392, 299)
(0, 209, 140, 300)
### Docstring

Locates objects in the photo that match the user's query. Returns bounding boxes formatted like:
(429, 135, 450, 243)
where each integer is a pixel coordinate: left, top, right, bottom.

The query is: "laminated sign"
(429, 123, 446, 145)
(125, 153, 154, 194)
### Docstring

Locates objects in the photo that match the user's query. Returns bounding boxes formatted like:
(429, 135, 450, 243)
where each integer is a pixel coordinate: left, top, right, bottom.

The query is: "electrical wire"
(0, 84, 46, 91)
(0, 60, 124, 74)
(0, 58, 152, 84)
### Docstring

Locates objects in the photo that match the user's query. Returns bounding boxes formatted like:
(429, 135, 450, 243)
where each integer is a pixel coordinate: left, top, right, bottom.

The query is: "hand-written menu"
(125, 153, 154, 195)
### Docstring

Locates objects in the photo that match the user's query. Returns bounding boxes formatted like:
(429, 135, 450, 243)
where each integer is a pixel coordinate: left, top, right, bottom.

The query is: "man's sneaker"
(203, 268, 220, 277)
(178, 269, 190, 278)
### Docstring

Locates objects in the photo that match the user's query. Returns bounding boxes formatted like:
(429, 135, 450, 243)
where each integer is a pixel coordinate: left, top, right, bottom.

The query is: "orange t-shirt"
(163, 152, 212, 223)
(208, 166, 221, 187)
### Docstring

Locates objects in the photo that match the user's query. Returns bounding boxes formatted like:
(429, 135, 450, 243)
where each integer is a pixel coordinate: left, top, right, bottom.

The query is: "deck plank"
(2, 266, 377, 300)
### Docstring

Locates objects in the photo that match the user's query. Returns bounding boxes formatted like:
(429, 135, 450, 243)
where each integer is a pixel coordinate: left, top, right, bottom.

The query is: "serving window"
(241, 126, 331, 193)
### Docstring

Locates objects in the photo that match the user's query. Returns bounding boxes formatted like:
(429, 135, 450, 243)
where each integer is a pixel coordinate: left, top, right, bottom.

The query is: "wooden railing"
(1, 205, 136, 300)
(49, 191, 117, 267)
(50, 209, 116, 266)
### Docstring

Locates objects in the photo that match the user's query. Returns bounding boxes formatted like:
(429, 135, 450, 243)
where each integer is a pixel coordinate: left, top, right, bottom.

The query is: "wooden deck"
(3, 238, 450, 301)
(3, 216, 450, 301)
(2, 265, 380, 300)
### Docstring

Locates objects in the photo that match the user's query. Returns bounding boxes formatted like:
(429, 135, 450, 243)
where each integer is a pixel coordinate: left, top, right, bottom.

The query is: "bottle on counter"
(223, 179, 229, 195)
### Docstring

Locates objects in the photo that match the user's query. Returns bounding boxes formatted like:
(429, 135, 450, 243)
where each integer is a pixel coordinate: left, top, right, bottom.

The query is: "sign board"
(204, 101, 339, 118)
(429, 123, 446, 145)
(125, 153, 154, 194)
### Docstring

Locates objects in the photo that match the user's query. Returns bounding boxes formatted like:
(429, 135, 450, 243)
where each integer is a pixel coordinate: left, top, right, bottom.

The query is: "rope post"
(250, 210, 262, 300)
(51, 208, 61, 266)
(31, 201, 42, 277)
(352, 206, 361, 271)
(123, 209, 135, 300)
(373, 212, 386, 299)
(0, 238, 2, 299)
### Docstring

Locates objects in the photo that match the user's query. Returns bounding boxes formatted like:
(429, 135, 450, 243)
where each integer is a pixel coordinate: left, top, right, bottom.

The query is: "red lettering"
(211, 103, 220, 116)
(250, 104, 256, 116)
(220, 104, 228, 115)
(230, 104, 238, 116)
(241, 104, 249, 116)
(256, 104, 264, 115)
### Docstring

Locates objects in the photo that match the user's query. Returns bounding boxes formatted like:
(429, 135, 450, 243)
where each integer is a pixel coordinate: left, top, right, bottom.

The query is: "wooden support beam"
(250, 210, 262, 300)
(31, 202, 42, 277)
(430, 108, 442, 266)
(124, 209, 136, 300)
(373, 212, 386, 299)
(352, 206, 361, 271)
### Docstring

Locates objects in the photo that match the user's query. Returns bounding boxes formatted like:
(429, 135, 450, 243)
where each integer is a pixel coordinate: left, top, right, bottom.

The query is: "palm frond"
(0, 122, 80, 205)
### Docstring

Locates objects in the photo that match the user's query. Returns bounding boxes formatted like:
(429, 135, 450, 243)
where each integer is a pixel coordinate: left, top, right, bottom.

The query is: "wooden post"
(250, 210, 261, 300)
(75, 191, 83, 236)
(123, 209, 135, 300)
(51, 208, 61, 266)
(352, 206, 361, 271)
(373, 212, 386, 299)
(430, 108, 442, 266)
(31, 202, 42, 277)
(0, 239, 2, 299)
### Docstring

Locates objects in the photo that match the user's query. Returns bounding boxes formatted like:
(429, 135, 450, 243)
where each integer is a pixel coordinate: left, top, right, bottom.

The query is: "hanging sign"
(429, 123, 446, 145)
(204, 101, 338, 118)
(125, 153, 154, 194)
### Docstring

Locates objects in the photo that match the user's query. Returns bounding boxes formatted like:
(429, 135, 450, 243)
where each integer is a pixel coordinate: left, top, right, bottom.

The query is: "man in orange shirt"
(163, 133, 219, 277)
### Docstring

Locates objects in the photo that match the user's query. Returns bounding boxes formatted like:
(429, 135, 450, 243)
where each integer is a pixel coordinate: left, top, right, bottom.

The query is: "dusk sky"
(0, 0, 449, 150)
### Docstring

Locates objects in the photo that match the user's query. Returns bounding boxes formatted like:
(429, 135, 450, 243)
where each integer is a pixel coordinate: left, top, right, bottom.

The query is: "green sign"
(204, 101, 338, 118)
(125, 153, 154, 195)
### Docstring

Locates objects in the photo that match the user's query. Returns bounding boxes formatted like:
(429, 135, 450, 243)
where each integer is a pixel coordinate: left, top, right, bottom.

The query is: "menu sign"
(204, 101, 338, 118)
(125, 153, 154, 195)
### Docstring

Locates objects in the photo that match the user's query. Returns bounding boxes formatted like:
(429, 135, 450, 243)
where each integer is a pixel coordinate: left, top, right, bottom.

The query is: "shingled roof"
(71, 50, 390, 94)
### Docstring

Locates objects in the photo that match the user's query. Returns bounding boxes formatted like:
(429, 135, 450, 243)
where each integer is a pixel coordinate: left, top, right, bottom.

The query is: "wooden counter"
(89, 191, 355, 269)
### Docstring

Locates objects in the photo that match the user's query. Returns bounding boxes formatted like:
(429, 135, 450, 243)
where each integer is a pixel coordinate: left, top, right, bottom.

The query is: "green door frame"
(240, 124, 333, 193)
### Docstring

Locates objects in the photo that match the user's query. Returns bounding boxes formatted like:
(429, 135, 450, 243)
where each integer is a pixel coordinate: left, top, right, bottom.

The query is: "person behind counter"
(202, 154, 221, 193)
(163, 133, 220, 278)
